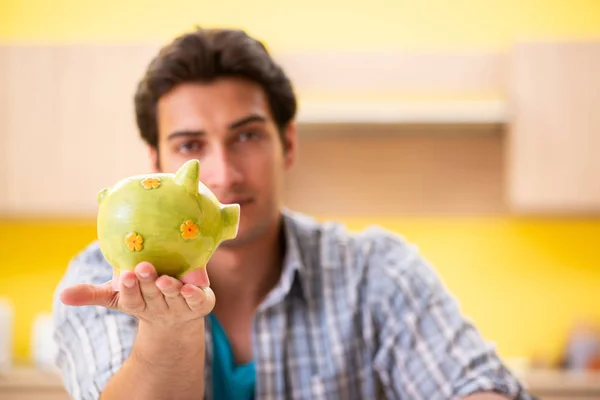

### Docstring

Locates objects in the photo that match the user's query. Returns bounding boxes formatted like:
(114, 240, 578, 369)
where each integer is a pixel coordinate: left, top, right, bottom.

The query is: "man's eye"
(238, 131, 260, 142)
(178, 141, 203, 153)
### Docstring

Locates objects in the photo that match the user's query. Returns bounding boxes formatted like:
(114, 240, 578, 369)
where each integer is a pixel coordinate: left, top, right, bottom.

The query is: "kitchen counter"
(0, 367, 69, 400)
(524, 368, 600, 400)
(1, 366, 600, 399)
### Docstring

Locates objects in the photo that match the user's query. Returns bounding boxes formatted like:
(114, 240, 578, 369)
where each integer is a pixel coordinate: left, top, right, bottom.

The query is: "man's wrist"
(132, 318, 206, 369)
(138, 317, 206, 338)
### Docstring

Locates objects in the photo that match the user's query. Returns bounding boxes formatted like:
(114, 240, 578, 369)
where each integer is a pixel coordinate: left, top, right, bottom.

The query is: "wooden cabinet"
(507, 41, 600, 214)
(0, 45, 155, 217)
(0, 50, 8, 212)
(0, 45, 508, 217)
(1, 41, 599, 217)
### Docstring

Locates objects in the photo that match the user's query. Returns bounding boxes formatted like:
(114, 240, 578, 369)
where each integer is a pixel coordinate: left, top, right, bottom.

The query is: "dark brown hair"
(134, 27, 297, 149)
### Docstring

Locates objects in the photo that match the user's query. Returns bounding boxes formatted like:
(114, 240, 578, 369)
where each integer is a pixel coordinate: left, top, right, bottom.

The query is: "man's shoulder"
(284, 209, 426, 280)
(72, 240, 109, 265)
(284, 208, 406, 245)
(285, 210, 445, 319)
(58, 240, 113, 287)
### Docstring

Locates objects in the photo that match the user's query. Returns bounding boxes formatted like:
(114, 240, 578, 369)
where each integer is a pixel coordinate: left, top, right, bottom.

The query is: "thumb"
(60, 281, 117, 308)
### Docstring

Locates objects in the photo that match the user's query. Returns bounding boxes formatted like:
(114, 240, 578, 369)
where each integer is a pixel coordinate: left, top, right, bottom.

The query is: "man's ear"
(148, 145, 161, 173)
(283, 122, 297, 170)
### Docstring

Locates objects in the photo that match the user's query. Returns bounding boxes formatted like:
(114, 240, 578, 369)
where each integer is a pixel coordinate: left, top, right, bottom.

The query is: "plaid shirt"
(53, 209, 534, 400)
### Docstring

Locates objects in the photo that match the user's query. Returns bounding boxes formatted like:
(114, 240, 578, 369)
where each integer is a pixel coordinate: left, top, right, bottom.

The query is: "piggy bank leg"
(181, 267, 210, 288)
(112, 267, 121, 291)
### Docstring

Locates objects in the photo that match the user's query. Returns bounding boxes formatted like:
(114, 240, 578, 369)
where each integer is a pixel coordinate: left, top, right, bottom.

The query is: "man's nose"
(200, 147, 243, 190)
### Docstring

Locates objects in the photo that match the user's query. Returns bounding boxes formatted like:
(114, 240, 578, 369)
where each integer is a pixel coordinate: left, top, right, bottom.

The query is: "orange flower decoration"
(141, 177, 161, 190)
(180, 220, 199, 240)
(125, 232, 144, 251)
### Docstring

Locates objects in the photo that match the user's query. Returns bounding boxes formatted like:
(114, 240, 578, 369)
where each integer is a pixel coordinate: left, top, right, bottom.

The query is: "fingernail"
(155, 280, 168, 291)
(123, 277, 135, 288)
(139, 271, 149, 278)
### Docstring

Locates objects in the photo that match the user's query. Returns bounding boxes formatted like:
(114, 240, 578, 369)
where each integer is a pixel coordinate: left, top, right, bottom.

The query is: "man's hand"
(60, 262, 214, 400)
(60, 262, 215, 326)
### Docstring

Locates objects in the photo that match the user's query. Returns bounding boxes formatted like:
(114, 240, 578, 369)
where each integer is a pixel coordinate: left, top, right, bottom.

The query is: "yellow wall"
(2, 0, 600, 51)
(2, 0, 600, 367)
(1, 217, 600, 365)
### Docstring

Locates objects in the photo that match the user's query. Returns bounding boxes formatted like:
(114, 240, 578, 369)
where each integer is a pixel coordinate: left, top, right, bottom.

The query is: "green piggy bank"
(96, 159, 240, 279)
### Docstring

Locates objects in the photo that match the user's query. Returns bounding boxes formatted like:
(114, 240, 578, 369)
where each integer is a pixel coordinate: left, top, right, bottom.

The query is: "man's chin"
(218, 230, 252, 249)
(218, 216, 270, 248)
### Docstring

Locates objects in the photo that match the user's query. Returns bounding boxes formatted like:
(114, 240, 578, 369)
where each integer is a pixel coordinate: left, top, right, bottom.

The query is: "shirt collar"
(258, 208, 314, 311)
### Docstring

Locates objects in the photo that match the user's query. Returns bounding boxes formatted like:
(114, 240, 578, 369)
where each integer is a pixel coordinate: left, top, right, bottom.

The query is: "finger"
(134, 262, 167, 312)
(119, 270, 145, 313)
(60, 281, 117, 308)
(155, 275, 186, 310)
(181, 284, 215, 315)
(181, 268, 210, 288)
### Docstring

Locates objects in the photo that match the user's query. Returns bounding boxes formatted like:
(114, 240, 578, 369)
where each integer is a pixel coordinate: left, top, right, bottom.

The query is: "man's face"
(151, 77, 296, 247)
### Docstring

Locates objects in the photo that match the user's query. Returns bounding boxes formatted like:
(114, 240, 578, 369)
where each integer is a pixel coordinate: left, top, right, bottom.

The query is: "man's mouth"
(222, 197, 253, 206)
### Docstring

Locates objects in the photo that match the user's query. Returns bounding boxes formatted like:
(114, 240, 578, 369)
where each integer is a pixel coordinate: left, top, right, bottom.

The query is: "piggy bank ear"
(175, 159, 200, 193)
(98, 188, 109, 204)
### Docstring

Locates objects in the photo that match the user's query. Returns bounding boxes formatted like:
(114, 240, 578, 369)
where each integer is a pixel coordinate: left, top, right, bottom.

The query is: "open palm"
(60, 262, 215, 325)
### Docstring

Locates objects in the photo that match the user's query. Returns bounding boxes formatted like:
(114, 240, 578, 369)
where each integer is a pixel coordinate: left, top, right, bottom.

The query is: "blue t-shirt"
(209, 313, 256, 400)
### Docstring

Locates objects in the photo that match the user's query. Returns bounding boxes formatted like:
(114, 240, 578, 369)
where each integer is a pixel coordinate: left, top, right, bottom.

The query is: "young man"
(53, 27, 535, 400)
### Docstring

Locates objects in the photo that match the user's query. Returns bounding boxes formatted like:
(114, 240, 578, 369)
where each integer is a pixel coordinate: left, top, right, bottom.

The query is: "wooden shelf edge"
(296, 98, 508, 124)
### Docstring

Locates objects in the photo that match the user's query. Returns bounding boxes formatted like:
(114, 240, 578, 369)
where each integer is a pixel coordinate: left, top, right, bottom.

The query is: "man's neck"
(206, 213, 286, 311)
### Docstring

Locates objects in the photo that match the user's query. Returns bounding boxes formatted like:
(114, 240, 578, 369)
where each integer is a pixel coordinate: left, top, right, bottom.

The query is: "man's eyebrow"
(167, 130, 204, 140)
(166, 114, 267, 140)
(228, 114, 267, 129)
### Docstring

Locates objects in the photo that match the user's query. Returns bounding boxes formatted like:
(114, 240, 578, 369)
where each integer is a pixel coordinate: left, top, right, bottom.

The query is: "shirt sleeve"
(367, 231, 536, 400)
(52, 243, 139, 400)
